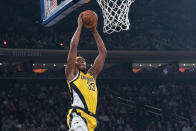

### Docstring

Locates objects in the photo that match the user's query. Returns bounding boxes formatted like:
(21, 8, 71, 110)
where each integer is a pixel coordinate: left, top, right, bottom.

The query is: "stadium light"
(3, 41, 7, 45)
(60, 42, 64, 47)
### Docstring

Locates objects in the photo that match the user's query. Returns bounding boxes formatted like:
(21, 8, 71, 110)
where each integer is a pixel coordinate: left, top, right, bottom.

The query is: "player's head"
(75, 56, 86, 72)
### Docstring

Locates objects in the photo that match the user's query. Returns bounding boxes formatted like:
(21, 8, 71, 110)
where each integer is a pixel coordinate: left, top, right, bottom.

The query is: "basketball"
(81, 10, 98, 30)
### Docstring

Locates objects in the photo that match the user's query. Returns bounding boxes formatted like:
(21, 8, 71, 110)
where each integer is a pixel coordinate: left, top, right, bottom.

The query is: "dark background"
(0, 0, 196, 131)
(0, 0, 196, 50)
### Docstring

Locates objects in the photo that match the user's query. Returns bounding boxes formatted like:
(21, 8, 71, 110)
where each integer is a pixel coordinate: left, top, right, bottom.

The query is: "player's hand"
(78, 14, 83, 27)
(89, 27, 97, 33)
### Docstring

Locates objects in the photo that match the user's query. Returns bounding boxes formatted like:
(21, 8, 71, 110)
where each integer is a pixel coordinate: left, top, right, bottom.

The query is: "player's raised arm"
(65, 15, 83, 81)
(88, 29, 107, 79)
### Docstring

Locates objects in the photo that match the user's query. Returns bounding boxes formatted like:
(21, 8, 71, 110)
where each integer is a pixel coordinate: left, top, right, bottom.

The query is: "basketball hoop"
(96, 0, 135, 34)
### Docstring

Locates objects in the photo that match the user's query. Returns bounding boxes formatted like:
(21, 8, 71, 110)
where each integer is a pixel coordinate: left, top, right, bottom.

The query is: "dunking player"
(65, 14, 107, 131)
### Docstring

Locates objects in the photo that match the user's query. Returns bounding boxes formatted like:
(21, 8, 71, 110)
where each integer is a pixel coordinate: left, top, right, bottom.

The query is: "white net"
(96, 0, 135, 34)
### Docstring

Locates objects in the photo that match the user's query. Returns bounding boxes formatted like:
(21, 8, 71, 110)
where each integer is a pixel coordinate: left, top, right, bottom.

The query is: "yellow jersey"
(67, 71, 98, 131)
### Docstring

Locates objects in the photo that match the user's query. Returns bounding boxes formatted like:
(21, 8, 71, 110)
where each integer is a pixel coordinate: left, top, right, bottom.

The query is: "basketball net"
(96, 0, 135, 34)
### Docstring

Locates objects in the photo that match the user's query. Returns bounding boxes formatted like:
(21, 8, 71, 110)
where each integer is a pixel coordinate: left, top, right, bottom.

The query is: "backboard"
(40, 0, 87, 27)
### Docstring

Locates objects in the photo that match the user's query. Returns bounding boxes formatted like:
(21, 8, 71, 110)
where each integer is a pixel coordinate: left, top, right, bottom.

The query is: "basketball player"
(65, 14, 107, 131)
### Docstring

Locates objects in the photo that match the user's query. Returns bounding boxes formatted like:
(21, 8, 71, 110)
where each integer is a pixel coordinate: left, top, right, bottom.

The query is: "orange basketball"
(81, 10, 98, 30)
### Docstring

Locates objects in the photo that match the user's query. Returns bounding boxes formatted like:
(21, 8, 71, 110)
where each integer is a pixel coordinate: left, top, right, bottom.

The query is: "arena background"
(0, 0, 196, 130)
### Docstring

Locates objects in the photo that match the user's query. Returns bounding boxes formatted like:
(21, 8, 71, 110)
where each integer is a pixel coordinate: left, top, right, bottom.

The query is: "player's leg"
(69, 112, 88, 131)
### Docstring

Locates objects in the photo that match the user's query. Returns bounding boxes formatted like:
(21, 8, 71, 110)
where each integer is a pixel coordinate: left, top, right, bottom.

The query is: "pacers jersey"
(67, 71, 98, 115)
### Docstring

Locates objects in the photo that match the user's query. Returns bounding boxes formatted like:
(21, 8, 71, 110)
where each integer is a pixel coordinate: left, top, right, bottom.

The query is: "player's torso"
(68, 71, 98, 114)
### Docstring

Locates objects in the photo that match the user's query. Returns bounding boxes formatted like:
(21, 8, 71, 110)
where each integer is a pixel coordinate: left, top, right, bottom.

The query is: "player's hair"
(76, 56, 84, 60)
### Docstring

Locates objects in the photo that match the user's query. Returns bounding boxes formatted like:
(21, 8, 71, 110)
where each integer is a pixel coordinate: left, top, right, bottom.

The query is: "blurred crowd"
(97, 81, 196, 131)
(0, 81, 68, 131)
(0, 0, 196, 50)
(1, 0, 196, 130)
(1, 80, 196, 131)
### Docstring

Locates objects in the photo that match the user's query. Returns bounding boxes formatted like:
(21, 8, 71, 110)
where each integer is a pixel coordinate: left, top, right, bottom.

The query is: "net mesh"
(96, 0, 135, 34)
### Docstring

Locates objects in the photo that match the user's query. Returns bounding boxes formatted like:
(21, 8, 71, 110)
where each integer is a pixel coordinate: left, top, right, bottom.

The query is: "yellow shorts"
(67, 108, 97, 131)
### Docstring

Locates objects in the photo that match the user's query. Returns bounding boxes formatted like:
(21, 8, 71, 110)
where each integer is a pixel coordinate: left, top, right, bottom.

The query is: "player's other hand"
(78, 14, 83, 27)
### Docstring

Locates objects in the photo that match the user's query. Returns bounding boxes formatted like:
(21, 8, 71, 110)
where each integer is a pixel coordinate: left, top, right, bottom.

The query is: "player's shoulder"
(67, 71, 80, 83)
